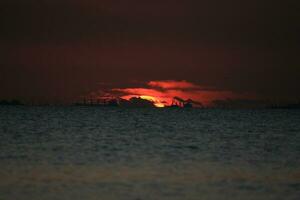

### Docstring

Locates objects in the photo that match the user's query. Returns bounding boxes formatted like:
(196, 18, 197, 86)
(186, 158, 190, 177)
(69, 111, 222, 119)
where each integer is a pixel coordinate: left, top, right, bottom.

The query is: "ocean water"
(0, 106, 299, 200)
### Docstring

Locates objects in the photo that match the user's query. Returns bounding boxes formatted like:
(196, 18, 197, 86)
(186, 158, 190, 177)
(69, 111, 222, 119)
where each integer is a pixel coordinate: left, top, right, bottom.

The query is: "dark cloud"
(0, 0, 299, 103)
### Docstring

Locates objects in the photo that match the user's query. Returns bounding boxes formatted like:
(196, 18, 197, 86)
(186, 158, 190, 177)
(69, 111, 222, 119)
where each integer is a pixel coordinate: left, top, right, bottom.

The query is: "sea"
(0, 106, 299, 200)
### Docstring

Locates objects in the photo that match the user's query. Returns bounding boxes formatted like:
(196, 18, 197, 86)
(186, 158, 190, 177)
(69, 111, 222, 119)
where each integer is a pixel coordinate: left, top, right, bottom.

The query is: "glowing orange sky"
(110, 80, 256, 107)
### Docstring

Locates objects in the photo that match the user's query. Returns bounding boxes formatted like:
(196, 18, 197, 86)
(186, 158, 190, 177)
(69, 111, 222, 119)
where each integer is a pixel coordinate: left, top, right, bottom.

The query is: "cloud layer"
(148, 80, 200, 90)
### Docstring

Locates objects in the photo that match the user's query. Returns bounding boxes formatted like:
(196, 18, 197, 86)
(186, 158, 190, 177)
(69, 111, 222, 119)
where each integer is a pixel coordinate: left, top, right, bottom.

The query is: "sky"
(0, 0, 299, 105)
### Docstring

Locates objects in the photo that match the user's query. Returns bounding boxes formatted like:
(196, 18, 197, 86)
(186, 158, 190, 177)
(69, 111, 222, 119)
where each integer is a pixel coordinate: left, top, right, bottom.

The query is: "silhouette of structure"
(124, 97, 155, 108)
(74, 97, 155, 108)
(74, 98, 119, 107)
(75, 96, 203, 108)
(170, 97, 203, 108)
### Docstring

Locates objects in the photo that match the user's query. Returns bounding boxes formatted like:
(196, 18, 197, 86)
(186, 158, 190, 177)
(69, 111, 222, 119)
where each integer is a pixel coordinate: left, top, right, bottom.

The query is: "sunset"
(139, 96, 165, 107)
(91, 80, 258, 107)
(0, 1, 299, 200)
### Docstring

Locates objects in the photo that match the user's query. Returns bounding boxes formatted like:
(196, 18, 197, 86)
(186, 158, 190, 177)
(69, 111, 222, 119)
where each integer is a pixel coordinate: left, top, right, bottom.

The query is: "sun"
(153, 102, 165, 108)
(140, 95, 165, 108)
(140, 95, 156, 102)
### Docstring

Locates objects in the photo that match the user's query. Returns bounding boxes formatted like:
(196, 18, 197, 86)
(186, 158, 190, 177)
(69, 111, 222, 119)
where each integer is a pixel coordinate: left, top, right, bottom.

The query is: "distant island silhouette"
(74, 96, 204, 108)
(1, 98, 300, 109)
(73, 97, 300, 109)
(267, 103, 300, 109)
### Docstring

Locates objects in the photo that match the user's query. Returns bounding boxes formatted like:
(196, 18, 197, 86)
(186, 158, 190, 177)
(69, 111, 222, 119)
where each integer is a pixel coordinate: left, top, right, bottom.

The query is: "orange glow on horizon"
(148, 80, 200, 90)
(140, 95, 156, 102)
(120, 95, 167, 107)
(140, 95, 165, 107)
(94, 80, 258, 108)
(153, 102, 165, 107)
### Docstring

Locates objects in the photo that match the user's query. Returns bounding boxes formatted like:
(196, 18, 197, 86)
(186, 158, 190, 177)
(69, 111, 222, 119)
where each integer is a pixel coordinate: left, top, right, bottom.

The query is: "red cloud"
(88, 80, 257, 107)
(148, 80, 200, 90)
(112, 88, 165, 97)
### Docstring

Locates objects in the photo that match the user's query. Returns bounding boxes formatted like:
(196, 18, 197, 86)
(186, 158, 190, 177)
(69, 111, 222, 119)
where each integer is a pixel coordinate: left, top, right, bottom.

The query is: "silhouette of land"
(267, 103, 300, 109)
(212, 99, 267, 109)
(74, 96, 204, 108)
(1, 97, 299, 109)
(75, 97, 158, 108)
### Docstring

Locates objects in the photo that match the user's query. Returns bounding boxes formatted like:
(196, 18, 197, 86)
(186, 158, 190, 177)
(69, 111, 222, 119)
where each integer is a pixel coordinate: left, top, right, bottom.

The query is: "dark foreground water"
(0, 106, 299, 200)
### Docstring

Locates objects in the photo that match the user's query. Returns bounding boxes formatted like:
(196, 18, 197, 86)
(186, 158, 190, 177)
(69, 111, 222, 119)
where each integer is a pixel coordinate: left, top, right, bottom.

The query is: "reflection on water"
(0, 107, 299, 200)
